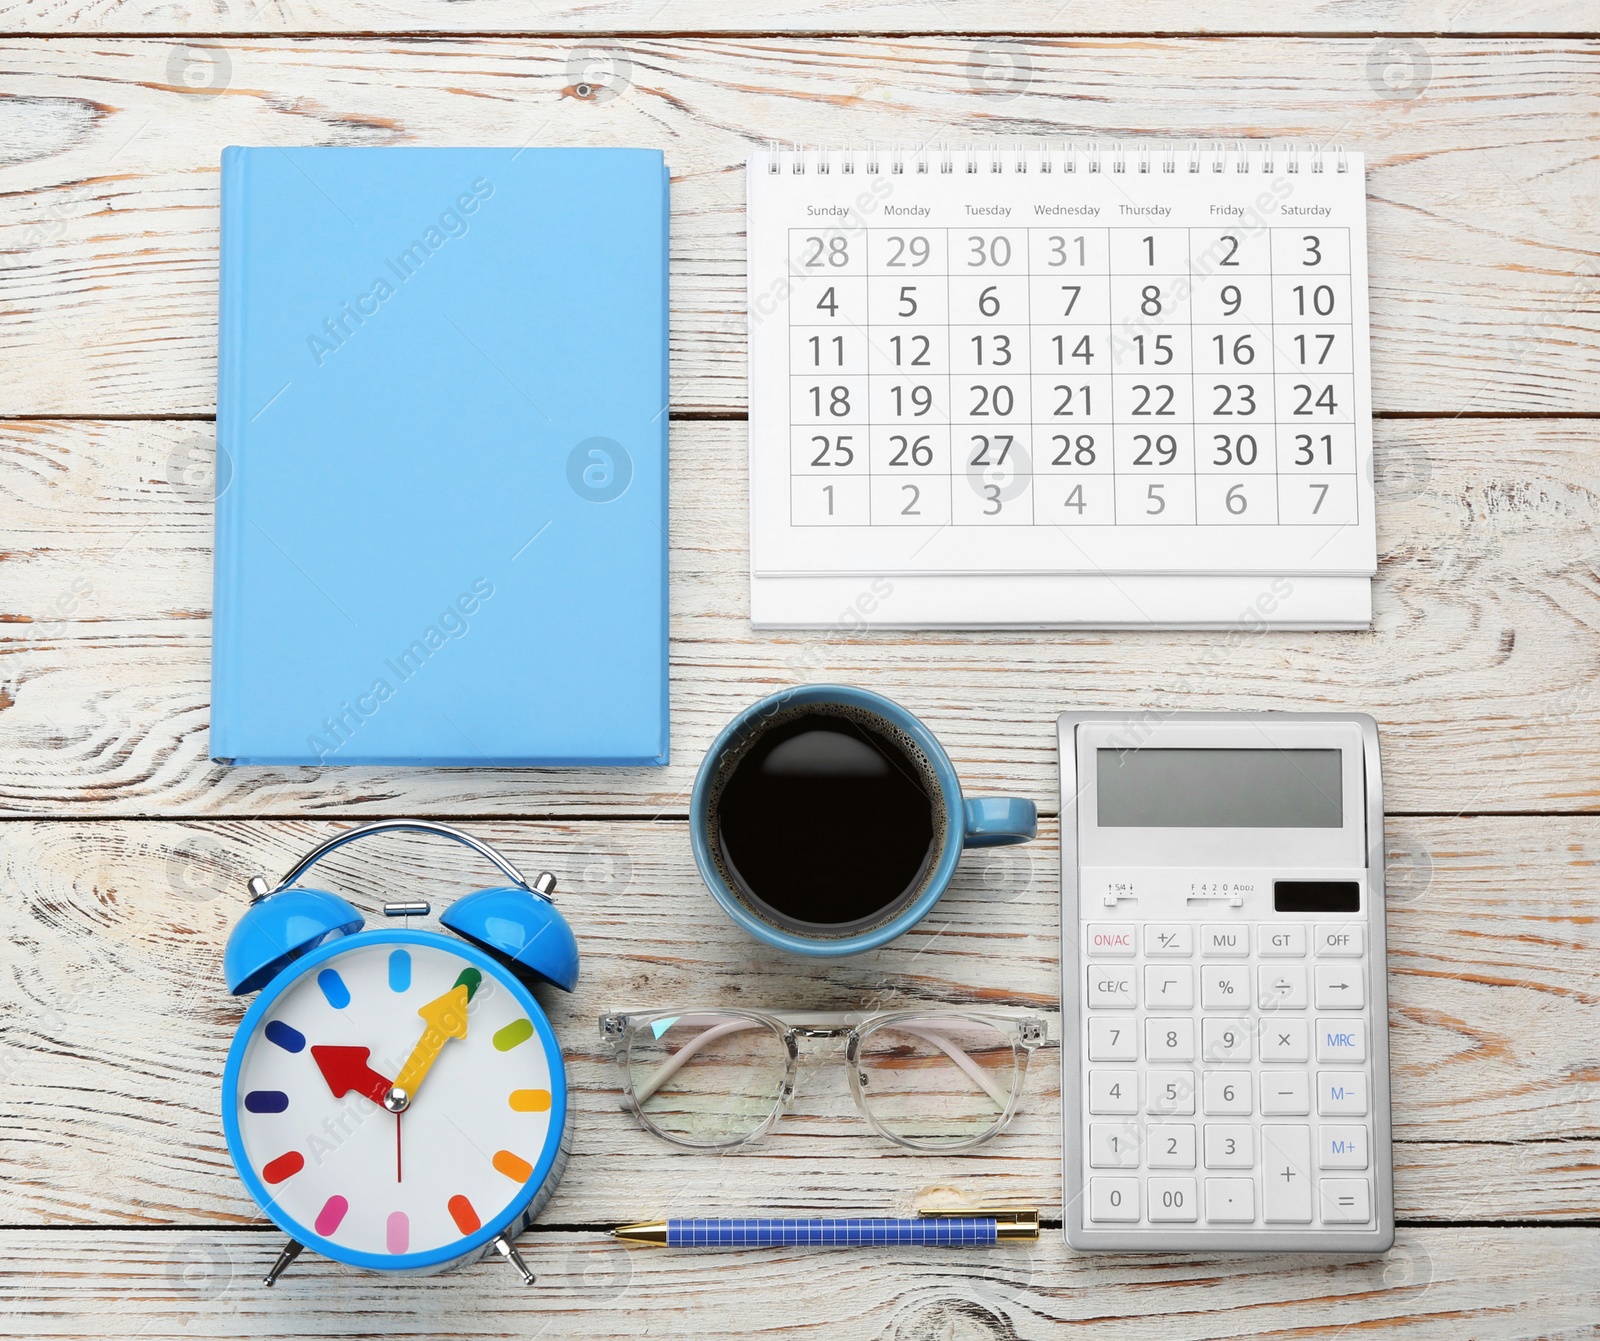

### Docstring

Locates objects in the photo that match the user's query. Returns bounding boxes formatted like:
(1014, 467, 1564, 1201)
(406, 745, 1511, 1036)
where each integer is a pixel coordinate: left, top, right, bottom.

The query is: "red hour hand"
(310, 1045, 393, 1107)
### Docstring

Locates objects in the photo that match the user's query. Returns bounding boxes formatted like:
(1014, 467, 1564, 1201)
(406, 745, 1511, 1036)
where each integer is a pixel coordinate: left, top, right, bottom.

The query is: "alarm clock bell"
(224, 824, 580, 996)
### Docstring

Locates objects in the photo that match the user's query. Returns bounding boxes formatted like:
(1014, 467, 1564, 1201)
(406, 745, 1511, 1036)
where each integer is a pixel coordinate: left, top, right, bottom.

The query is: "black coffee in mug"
(710, 708, 942, 932)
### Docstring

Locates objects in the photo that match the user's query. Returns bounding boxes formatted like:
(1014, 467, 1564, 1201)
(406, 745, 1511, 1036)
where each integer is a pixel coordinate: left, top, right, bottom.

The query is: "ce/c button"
(1088, 965, 1135, 1009)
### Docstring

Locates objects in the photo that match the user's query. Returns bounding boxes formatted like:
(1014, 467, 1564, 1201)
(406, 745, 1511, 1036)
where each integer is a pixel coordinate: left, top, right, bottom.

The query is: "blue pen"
(612, 1207, 1039, 1248)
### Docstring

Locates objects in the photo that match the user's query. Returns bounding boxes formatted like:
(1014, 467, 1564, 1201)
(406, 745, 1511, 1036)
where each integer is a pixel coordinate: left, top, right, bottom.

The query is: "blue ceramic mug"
(690, 685, 1036, 958)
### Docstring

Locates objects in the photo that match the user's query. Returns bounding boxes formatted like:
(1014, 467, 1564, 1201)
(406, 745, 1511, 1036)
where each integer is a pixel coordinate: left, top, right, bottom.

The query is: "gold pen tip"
(612, 1221, 669, 1245)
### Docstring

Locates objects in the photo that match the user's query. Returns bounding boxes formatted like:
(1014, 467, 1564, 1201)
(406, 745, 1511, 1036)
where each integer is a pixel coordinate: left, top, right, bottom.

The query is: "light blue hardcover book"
(212, 147, 669, 765)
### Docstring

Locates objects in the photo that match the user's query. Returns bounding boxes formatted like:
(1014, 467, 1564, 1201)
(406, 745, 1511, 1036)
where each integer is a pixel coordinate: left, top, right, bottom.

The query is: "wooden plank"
(4, 417, 1600, 817)
(0, 37, 1597, 416)
(2, 1226, 1597, 1340)
(0, 815, 1593, 1230)
(2, 1226, 1598, 1339)
(2, 0, 1596, 37)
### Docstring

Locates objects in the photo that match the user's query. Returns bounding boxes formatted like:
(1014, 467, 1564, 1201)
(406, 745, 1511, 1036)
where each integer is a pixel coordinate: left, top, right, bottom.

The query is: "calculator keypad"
(1081, 915, 1375, 1231)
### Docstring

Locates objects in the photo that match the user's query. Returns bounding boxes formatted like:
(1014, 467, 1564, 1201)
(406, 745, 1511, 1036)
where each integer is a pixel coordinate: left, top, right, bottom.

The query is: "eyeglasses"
(598, 1008, 1047, 1152)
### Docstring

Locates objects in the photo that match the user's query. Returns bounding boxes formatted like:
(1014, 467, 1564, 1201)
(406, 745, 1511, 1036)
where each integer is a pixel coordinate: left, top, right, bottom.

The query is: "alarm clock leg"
(263, 1239, 304, 1287)
(492, 1233, 536, 1286)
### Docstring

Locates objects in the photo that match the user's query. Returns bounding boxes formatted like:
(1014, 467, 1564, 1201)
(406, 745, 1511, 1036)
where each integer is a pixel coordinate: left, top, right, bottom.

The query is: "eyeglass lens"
(627, 1013, 789, 1147)
(855, 1016, 1020, 1148)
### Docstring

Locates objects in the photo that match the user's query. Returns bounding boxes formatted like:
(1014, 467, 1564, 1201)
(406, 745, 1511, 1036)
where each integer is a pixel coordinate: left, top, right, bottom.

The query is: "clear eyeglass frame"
(599, 1008, 1049, 1153)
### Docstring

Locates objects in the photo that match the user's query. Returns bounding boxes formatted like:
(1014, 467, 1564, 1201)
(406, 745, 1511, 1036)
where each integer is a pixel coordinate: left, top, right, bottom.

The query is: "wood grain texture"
(0, 1227, 1597, 1340)
(0, 38, 1597, 417)
(0, 815, 1594, 1230)
(4, 417, 1600, 817)
(2, 0, 1596, 36)
(3, 1227, 1598, 1340)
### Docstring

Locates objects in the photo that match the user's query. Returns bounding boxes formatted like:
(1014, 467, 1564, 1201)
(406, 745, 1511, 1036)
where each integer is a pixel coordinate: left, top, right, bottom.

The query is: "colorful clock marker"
(264, 1020, 305, 1053)
(314, 1195, 349, 1236)
(386, 1211, 410, 1254)
(317, 968, 351, 1009)
(493, 1150, 534, 1182)
(388, 949, 412, 993)
(244, 1089, 289, 1114)
(447, 1195, 481, 1234)
(262, 1151, 305, 1184)
(493, 1018, 534, 1051)
(508, 1089, 551, 1113)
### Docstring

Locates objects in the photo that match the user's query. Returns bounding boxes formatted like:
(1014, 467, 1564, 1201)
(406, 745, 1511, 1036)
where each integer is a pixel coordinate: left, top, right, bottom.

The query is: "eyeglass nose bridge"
(781, 1027, 859, 1107)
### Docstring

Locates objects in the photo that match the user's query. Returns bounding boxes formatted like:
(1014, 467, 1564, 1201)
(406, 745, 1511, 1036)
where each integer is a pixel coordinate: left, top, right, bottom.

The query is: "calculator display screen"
(1096, 748, 1343, 828)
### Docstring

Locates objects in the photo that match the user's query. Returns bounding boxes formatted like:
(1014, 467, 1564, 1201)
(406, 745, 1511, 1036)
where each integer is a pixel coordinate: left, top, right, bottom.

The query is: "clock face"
(225, 932, 564, 1270)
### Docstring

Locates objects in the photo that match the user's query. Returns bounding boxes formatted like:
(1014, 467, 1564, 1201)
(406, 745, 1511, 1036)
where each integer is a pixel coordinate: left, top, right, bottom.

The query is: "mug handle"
(962, 797, 1037, 848)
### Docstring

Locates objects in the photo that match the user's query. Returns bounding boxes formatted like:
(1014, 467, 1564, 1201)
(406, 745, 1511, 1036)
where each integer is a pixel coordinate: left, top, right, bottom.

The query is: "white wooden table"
(2, 4, 1598, 1336)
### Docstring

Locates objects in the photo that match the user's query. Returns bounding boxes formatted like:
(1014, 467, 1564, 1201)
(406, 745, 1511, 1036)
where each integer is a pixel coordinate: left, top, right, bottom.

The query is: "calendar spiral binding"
(762, 141, 1348, 177)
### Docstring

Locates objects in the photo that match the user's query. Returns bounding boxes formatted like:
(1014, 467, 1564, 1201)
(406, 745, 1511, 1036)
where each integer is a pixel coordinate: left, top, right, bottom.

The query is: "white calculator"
(1058, 711, 1393, 1252)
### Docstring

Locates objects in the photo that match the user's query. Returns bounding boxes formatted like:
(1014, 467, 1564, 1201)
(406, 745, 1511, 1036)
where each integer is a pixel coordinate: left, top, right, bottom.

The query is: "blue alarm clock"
(220, 821, 578, 1286)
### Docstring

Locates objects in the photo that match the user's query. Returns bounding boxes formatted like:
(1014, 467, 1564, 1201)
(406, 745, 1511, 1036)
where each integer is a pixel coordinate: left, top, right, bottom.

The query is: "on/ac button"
(1086, 923, 1137, 957)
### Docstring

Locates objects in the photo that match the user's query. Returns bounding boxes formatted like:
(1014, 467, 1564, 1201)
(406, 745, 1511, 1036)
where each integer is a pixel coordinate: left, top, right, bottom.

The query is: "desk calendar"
(747, 145, 1377, 628)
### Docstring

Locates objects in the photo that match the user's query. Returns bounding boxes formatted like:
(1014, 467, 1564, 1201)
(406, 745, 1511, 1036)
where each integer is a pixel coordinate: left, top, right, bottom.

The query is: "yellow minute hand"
(384, 968, 481, 1113)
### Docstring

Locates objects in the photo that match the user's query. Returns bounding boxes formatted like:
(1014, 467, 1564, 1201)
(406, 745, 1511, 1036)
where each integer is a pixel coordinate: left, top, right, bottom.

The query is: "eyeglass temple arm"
(632, 1019, 771, 1105)
(897, 1025, 1012, 1109)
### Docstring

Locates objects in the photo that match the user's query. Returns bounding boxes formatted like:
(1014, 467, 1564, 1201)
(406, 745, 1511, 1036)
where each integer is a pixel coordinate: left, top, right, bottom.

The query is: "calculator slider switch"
(1187, 891, 1244, 908)
(1100, 881, 1139, 908)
